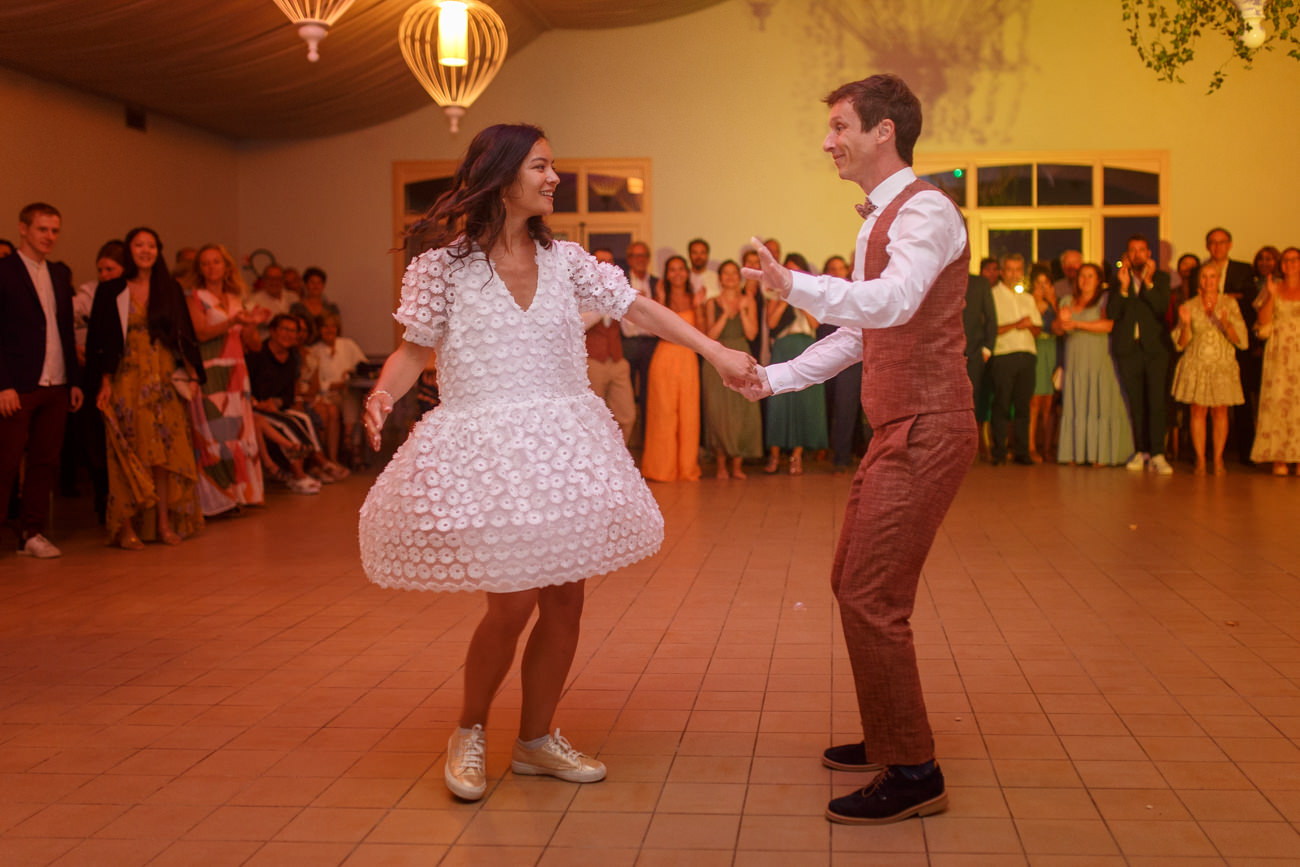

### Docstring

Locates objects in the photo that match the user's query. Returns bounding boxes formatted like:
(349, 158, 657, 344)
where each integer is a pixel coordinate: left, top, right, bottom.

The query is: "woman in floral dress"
(359, 124, 755, 802)
(1171, 262, 1249, 474)
(1251, 246, 1300, 474)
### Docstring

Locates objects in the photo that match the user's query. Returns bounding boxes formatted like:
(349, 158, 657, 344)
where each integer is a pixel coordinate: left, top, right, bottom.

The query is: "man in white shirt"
(987, 253, 1041, 466)
(249, 263, 300, 339)
(740, 74, 973, 825)
(0, 203, 84, 558)
(687, 238, 720, 301)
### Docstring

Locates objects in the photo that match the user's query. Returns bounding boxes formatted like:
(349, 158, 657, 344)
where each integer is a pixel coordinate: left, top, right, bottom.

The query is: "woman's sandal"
(789, 453, 803, 475)
(118, 531, 144, 551)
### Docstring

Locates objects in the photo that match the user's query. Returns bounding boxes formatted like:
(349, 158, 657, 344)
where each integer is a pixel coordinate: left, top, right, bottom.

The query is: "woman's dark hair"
(96, 240, 127, 267)
(1253, 245, 1281, 278)
(822, 255, 848, 274)
(660, 255, 692, 306)
(122, 227, 190, 351)
(1076, 263, 1106, 307)
(783, 252, 811, 273)
(717, 259, 740, 279)
(302, 266, 327, 284)
(1176, 253, 1200, 271)
(408, 123, 554, 261)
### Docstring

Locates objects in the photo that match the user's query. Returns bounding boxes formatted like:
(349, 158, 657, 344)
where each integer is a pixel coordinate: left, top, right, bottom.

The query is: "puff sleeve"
(393, 249, 451, 347)
(558, 241, 637, 319)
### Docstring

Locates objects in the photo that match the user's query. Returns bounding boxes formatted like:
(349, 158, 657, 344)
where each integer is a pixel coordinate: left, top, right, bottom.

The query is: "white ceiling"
(0, 0, 726, 140)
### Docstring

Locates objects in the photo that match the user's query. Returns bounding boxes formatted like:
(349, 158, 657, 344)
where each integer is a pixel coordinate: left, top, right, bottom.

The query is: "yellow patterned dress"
(103, 302, 204, 541)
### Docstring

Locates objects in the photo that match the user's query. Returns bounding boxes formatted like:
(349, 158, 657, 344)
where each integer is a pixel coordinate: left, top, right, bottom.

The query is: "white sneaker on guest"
(1125, 452, 1149, 471)
(1149, 454, 1174, 475)
(18, 534, 62, 559)
(287, 476, 320, 495)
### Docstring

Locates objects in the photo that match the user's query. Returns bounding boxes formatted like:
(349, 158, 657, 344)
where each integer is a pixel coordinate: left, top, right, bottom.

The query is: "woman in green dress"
(702, 261, 761, 478)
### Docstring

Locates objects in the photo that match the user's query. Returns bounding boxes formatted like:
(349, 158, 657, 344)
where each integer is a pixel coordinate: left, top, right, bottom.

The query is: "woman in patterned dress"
(359, 124, 755, 802)
(1251, 246, 1300, 475)
(185, 243, 266, 515)
(86, 227, 205, 548)
(1171, 262, 1249, 474)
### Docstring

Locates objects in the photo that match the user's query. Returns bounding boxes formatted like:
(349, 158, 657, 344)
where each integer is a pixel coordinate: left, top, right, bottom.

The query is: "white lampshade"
(272, 0, 357, 62)
(399, 0, 509, 133)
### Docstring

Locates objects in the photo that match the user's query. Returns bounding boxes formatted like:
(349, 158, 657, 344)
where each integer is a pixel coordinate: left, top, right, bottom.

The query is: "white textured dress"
(359, 240, 665, 592)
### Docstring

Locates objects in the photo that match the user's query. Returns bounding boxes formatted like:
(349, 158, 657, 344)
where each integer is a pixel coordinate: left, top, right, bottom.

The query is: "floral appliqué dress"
(359, 241, 665, 592)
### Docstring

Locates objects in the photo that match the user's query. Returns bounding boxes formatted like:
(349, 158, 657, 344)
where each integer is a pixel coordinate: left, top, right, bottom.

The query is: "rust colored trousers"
(832, 409, 976, 766)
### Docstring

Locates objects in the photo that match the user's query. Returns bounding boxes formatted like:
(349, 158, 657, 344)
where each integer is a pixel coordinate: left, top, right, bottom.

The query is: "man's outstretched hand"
(740, 236, 793, 297)
(728, 364, 772, 402)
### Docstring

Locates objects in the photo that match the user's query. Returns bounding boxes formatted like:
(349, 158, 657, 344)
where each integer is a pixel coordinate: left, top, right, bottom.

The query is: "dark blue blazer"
(0, 251, 80, 393)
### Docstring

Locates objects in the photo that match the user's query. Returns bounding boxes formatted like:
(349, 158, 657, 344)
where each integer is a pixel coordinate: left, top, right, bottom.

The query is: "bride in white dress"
(360, 123, 756, 801)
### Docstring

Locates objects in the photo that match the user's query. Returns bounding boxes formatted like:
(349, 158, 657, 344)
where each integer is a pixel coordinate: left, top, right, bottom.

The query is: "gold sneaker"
(511, 729, 606, 783)
(445, 724, 487, 800)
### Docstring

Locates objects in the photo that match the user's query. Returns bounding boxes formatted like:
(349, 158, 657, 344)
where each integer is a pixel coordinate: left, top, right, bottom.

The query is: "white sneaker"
(511, 729, 606, 783)
(18, 534, 61, 559)
(287, 476, 320, 495)
(1125, 452, 1149, 471)
(1149, 454, 1174, 475)
(445, 725, 487, 800)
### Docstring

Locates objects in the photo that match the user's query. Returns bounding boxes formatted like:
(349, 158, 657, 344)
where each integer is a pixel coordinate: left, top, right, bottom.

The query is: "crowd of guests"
(1, 202, 369, 558)
(6, 202, 1299, 559)
(968, 229, 1300, 476)
(582, 238, 867, 483)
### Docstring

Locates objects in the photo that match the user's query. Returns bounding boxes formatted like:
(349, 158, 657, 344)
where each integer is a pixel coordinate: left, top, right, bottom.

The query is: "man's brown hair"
(19, 202, 60, 226)
(824, 74, 922, 165)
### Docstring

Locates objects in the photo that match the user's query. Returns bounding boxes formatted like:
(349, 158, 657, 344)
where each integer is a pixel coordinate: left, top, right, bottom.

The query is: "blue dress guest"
(1054, 263, 1133, 466)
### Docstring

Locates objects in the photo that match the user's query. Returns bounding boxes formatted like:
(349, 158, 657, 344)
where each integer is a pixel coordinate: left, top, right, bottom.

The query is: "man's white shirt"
(765, 167, 967, 394)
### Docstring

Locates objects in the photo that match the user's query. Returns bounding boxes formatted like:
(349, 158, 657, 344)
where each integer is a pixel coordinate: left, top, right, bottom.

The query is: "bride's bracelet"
(365, 388, 395, 410)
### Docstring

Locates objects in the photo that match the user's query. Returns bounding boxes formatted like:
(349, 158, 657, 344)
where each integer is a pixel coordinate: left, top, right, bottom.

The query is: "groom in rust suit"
(740, 74, 975, 824)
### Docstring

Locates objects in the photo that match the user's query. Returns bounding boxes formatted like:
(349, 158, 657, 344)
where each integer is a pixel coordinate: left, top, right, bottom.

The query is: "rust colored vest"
(859, 179, 972, 426)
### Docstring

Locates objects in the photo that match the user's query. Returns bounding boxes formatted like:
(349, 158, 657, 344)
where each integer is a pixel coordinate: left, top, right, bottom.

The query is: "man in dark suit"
(964, 271, 997, 460)
(620, 240, 659, 446)
(0, 203, 83, 558)
(1109, 234, 1173, 474)
(1192, 227, 1259, 463)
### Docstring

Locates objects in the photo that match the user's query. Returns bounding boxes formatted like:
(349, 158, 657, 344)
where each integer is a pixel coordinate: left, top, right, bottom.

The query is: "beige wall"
(0, 66, 239, 285)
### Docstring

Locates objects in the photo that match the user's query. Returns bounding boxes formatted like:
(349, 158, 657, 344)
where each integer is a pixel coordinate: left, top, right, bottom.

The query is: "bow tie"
(855, 198, 877, 219)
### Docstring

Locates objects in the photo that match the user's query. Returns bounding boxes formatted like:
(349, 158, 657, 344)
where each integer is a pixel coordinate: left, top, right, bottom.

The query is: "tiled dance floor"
(2, 461, 1299, 865)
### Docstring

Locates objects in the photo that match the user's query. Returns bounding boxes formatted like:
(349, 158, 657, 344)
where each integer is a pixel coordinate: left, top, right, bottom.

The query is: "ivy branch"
(1121, 0, 1300, 92)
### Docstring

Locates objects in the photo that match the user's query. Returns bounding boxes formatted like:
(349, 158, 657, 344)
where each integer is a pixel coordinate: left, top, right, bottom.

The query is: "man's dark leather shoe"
(825, 765, 948, 824)
(821, 741, 884, 772)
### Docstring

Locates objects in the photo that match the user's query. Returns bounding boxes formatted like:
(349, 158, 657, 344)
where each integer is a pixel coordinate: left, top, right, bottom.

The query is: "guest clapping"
(702, 260, 761, 478)
(642, 256, 702, 482)
(1171, 263, 1249, 474)
(1251, 247, 1300, 474)
(1054, 263, 1133, 466)
(185, 243, 266, 515)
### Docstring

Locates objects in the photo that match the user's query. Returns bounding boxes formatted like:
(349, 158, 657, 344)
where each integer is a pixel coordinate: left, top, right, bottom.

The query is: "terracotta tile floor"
(3, 460, 1300, 865)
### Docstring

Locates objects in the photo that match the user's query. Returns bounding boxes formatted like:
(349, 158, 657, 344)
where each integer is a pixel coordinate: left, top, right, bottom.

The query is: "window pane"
(554, 171, 579, 213)
(977, 164, 1031, 207)
(919, 169, 966, 208)
(587, 171, 644, 213)
(404, 176, 454, 215)
(1103, 167, 1160, 205)
(1037, 228, 1083, 266)
(988, 229, 1033, 272)
(1104, 216, 1160, 281)
(1037, 164, 1092, 206)
(588, 232, 633, 269)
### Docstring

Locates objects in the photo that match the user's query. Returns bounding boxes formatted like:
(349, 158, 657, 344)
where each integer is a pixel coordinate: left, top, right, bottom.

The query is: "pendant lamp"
(272, 0, 357, 62)
(399, 0, 508, 133)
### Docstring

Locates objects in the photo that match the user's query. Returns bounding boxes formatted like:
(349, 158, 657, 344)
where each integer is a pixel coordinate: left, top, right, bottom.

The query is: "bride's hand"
(364, 390, 394, 450)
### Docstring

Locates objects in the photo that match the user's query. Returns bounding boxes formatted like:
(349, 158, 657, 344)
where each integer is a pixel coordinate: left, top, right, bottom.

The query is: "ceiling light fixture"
(272, 0, 357, 62)
(399, 0, 508, 133)
(1232, 0, 1268, 49)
